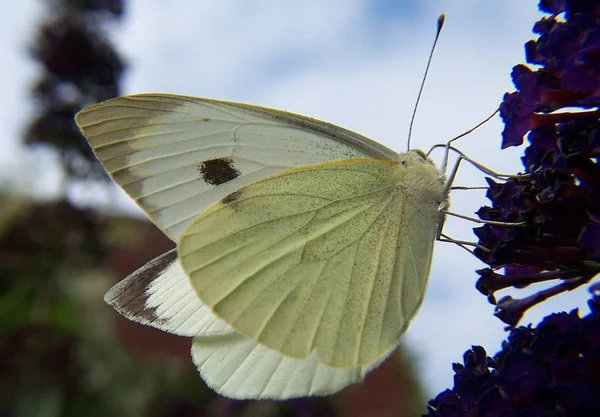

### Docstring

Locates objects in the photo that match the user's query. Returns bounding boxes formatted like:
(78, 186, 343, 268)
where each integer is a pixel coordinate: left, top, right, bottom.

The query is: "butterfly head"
(401, 149, 438, 169)
(393, 149, 447, 204)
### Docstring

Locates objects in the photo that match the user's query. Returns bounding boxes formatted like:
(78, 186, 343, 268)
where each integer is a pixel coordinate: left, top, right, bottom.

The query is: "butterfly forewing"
(179, 158, 441, 367)
(103, 249, 235, 337)
(75, 94, 397, 241)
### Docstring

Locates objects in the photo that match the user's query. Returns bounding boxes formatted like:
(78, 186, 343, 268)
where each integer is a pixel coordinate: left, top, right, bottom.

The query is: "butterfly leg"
(434, 148, 524, 243)
(442, 147, 522, 194)
(441, 209, 525, 227)
(438, 233, 490, 252)
(430, 142, 523, 184)
(450, 185, 489, 190)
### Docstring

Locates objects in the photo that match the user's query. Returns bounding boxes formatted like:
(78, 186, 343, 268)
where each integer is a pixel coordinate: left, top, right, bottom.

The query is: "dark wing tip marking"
(106, 249, 178, 324)
(198, 157, 241, 186)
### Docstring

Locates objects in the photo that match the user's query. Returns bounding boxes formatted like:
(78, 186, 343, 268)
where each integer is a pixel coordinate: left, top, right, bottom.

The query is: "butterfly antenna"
(407, 13, 445, 151)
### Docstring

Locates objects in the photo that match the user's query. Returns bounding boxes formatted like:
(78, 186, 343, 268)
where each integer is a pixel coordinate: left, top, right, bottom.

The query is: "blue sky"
(1, 0, 593, 397)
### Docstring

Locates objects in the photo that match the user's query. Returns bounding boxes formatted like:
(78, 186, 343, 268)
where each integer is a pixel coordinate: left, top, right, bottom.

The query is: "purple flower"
(425, 3, 600, 416)
(425, 291, 600, 417)
(476, 0, 600, 326)
(499, 0, 600, 148)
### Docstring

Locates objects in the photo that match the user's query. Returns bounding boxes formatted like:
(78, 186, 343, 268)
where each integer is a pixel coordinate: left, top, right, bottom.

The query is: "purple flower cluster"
(475, 0, 600, 325)
(423, 2, 600, 415)
(425, 291, 600, 417)
(500, 0, 600, 149)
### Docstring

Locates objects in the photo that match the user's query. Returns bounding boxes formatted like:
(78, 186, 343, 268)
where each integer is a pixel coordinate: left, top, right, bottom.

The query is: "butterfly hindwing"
(191, 332, 388, 400)
(179, 158, 440, 367)
(104, 247, 387, 399)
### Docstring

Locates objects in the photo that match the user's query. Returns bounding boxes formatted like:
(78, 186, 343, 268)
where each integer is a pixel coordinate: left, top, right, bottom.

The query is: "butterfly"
(75, 93, 448, 399)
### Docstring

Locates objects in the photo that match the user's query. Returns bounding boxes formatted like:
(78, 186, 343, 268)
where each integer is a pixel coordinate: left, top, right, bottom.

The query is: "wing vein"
(261, 260, 327, 348)
(332, 192, 396, 363)
(355, 213, 388, 363)
(100, 131, 240, 160)
(212, 212, 320, 311)
(134, 167, 270, 201)
(153, 190, 332, 219)
(331, 241, 362, 362)
(375, 194, 405, 353)
(86, 118, 238, 136)
(403, 226, 420, 321)
(306, 356, 322, 396)
(258, 351, 286, 398)
(109, 144, 235, 175)
(178, 183, 393, 247)
(182, 209, 320, 270)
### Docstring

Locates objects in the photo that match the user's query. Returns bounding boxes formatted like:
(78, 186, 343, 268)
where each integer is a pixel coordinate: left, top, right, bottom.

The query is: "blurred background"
(1, 1, 593, 416)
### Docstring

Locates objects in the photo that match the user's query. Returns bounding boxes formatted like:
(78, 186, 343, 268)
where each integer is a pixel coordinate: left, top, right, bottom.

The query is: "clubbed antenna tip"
(406, 13, 446, 151)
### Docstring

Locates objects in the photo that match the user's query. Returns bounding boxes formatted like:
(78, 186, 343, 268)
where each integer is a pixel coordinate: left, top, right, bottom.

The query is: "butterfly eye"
(413, 149, 427, 160)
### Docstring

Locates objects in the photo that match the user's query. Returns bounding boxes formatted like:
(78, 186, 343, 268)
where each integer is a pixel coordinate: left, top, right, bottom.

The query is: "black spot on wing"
(107, 249, 178, 324)
(198, 157, 241, 186)
(222, 189, 243, 205)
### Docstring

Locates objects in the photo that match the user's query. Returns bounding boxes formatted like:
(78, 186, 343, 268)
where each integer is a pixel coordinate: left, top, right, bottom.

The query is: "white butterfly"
(76, 93, 448, 399)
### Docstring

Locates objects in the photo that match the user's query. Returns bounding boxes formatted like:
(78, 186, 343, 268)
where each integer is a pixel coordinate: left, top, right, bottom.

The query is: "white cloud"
(2, 0, 592, 399)
(0, 2, 43, 187)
